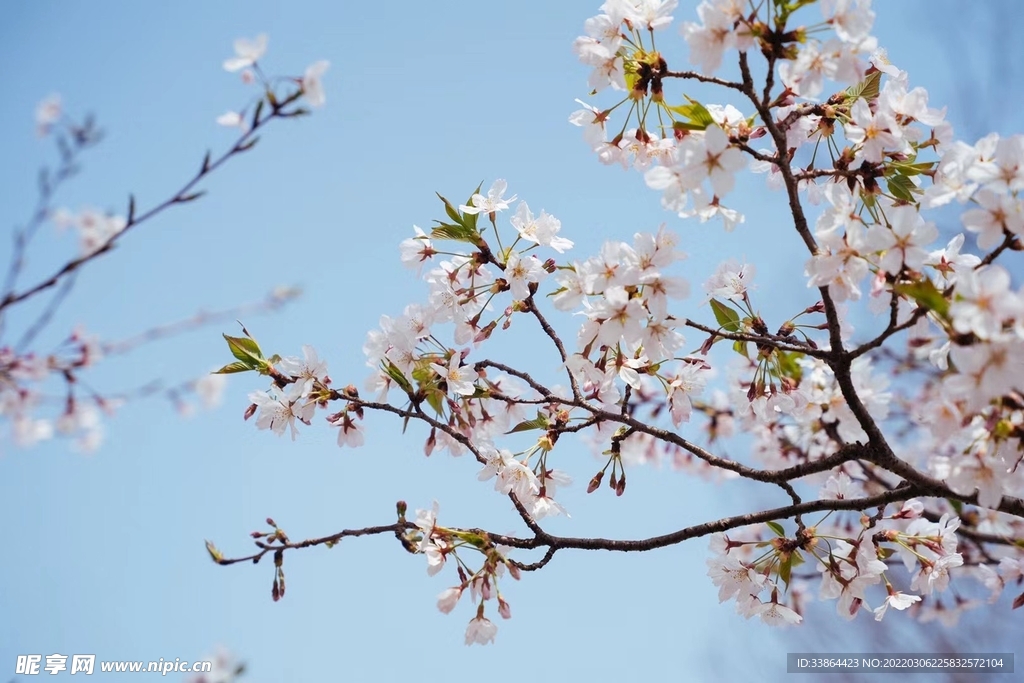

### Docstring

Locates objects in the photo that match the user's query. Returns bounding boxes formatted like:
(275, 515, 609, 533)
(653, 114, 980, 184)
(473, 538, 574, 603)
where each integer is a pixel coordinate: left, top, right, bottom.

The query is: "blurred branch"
(101, 285, 301, 356)
(0, 115, 102, 339)
(0, 89, 305, 319)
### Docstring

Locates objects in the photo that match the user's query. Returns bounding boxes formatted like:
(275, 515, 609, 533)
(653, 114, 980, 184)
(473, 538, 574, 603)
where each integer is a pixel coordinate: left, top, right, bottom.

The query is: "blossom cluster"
(2, 33, 327, 453)
(412, 502, 519, 645)
(708, 502, 970, 626)
(218, 34, 330, 133)
(228, 0, 1024, 642)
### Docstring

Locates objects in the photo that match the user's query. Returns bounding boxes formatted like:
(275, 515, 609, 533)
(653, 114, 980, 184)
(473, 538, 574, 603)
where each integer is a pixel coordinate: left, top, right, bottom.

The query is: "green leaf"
(893, 279, 950, 319)
(383, 361, 414, 394)
(890, 161, 935, 177)
(463, 182, 483, 232)
(223, 333, 264, 364)
(732, 340, 749, 358)
(709, 298, 742, 333)
(947, 498, 963, 514)
(430, 222, 479, 243)
(766, 521, 786, 537)
(205, 540, 225, 564)
(436, 192, 464, 226)
(624, 65, 640, 92)
(844, 70, 882, 103)
(457, 531, 489, 549)
(779, 550, 804, 588)
(664, 96, 716, 130)
(213, 361, 252, 374)
(412, 363, 435, 384)
(426, 389, 444, 416)
(507, 412, 551, 434)
(886, 173, 918, 202)
(672, 120, 707, 132)
(776, 351, 804, 383)
(779, 553, 793, 587)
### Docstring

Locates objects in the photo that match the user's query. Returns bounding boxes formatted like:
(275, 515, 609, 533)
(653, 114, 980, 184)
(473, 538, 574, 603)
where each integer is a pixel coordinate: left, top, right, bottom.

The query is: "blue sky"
(1, 1, 1021, 681)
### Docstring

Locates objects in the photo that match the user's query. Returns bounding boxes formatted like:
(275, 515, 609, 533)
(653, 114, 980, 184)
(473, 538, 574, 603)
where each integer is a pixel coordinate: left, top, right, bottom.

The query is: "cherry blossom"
(961, 189, 1024, 250)
(399, 226, 436, 271)
(460, 179, 517, 215)
(464, 615, 498, 646)
(430, 354, 477, 397)
(35, 93, 62, 136)
(872, 589, 921, 621)
(822, 0, 875, 44)
(678, 125, 746, 197)
(845, 99, 902, 164)
(704, 259, 755, 302)
(223, 34, 267, 72)
(197, 0, 1024, 646)
(679, 1, 739, 74)
(216, 111, 249, 133)
(509, 202, 573, 253)
(302, 60, 330, 107)
(436, 587, 462, 614)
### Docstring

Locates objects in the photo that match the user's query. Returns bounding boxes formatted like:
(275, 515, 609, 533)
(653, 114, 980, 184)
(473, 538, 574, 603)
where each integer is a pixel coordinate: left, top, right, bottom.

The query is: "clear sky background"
(2, 2, 1022, 681)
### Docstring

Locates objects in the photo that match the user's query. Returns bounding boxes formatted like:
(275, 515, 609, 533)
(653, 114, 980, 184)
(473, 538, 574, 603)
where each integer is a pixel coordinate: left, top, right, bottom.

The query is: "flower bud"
(474, 321, 497, 344)
(587, 471, 604, 493)
(244, 403, 258, 420)
(699, 334, 717, 355)
(615, 475, 626, 497)
(805, 301, 826, 314)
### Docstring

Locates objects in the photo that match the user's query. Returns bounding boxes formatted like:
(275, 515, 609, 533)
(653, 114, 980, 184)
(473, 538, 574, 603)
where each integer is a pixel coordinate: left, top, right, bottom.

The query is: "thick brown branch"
(662, 70, 746, 91)
(737, 52, 846, 356)
(684, 317, 831, 358)
(217, 487, 925, 573)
